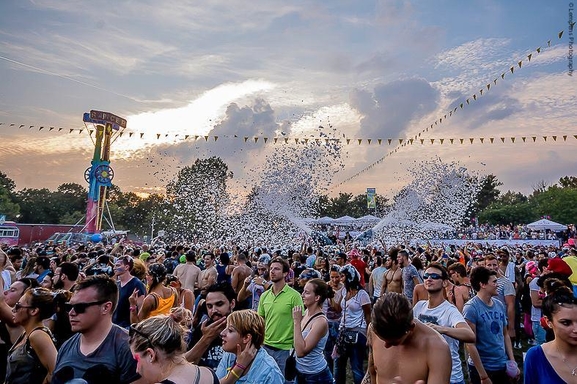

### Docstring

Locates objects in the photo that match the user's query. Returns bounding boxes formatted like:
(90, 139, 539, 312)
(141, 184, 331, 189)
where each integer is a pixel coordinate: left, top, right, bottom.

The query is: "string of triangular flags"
(329, 27, 570, 190)
(0, 122, 574, 145)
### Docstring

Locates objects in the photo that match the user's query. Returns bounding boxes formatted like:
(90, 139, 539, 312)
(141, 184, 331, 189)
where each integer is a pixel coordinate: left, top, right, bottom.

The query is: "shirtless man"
(381, 249, 402, 294)
(231, 252, 252, 295)
(368, 292, 451, 384)
(199, 253, 218, 295)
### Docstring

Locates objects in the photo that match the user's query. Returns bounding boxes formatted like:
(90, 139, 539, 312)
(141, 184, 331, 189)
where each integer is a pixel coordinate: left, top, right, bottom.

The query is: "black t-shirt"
(188, 317, 224, 370)
(52, 324, 140, 384)
(113, 277, 147, 328)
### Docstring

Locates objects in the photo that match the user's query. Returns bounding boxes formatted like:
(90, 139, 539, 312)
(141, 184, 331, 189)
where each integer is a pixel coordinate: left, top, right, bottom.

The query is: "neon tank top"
(149, 290, 176, 317)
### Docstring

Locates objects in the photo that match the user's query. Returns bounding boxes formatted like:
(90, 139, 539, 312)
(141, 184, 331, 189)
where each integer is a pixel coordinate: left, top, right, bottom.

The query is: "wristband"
(235, 363, 247, 371)
(480, 377, 489, 381)
(229, 369, 241, 379)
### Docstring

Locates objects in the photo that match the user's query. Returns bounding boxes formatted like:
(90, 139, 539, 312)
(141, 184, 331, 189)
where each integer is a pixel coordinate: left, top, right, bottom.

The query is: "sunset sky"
(0, 1, 575, 200)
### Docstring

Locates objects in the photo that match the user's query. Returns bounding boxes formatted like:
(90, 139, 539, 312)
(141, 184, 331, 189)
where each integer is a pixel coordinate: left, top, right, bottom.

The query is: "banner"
(366, 188, 376, 209)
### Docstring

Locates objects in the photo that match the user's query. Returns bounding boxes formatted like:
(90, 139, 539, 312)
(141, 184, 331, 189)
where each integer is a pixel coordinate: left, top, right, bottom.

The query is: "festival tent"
(527, 219, 567, 231)
(333, 216, 356, 225)
(356, 214, 381, 224)
(315, 216, 335, 225)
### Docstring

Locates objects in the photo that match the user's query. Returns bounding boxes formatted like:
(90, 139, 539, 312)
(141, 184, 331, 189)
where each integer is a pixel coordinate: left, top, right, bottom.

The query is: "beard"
(53, 279, 64, 290)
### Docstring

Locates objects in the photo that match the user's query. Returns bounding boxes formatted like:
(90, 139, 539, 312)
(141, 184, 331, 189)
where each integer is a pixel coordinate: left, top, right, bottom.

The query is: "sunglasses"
(129, 324, 154, 347)
(423, 273, 443, 280)
(14, 302, 35, 310)
(64, 300, 107, 314)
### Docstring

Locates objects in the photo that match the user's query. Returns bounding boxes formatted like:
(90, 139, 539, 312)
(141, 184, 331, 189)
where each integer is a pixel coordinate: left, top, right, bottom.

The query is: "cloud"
(349, 78, 440, 138)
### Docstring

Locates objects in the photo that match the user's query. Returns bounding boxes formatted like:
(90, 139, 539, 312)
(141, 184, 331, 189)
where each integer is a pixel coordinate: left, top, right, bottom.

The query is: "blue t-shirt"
(524, 345, 566, 384)
(463, 296, 508, 371)
(216, 348, 284, 383)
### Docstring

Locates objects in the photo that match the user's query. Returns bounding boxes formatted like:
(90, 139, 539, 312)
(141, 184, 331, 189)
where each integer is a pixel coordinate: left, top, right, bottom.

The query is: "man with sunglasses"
(413, 263, 475, 384)
(52, 275, 144, 384)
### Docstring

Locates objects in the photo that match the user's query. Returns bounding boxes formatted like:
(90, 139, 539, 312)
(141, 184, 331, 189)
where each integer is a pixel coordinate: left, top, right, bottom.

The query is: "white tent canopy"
(315, 216, 335, 225)
(527, 219, 567, 231)
(333, 215, 356, 225)
(356, 214, 381, 223)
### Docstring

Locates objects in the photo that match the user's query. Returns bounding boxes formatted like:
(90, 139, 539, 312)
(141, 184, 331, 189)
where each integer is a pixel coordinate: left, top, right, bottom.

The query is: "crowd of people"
(0, 236, 576, 383)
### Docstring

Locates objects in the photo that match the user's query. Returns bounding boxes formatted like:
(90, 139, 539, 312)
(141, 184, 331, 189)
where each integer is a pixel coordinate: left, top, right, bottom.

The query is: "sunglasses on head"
(14, 302, 35, 310)
(129, 324, 154, 347)
(423, 273, 443, 280)
(64, 300, 107, 314)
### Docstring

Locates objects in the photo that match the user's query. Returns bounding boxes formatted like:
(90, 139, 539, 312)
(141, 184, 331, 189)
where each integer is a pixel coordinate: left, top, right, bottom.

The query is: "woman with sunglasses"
(6, 287, 57, 384)
(129, 314, 219, 384)
(524, 282, 577, 383)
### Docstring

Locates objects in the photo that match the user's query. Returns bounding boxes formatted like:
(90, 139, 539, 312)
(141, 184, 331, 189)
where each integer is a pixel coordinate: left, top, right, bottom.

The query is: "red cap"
(547, 258, 573, 276)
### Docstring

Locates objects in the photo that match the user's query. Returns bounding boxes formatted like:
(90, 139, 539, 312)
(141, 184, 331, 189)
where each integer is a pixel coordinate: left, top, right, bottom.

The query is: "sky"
(0, 0, 575, 201)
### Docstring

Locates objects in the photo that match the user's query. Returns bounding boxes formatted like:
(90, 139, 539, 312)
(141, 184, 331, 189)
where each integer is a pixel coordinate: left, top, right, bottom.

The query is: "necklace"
(557, 346, 577, 376)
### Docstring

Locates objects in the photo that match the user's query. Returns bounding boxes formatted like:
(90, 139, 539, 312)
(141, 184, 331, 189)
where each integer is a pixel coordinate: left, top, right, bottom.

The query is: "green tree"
(530, 185, 577, 224)
(165, 157, 232, 242)
(0, 172, 20, 219)
(472, 174, 502, 216)
(15, 188, 59, 223)
(559, 176, 577, 189)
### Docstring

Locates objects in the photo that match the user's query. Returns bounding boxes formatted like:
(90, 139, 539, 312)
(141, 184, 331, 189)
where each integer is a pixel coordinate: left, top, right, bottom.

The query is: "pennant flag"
(284, 138, 289, 144)
(367, 139, 372, 145)
(295, 138, 299, 144)
(543, 136, 547, 142)
(388, 139, 392, 145)
(511, 137, 515, 143)
(563, 135, 567, 141)
(119, 132, 123, 137)
(466, 99, 470, 105)
(19, 124, 24, 128)
(430, 139, 435, 144)
(255, 137, 259, 143)
(89, 129, 94, 135)
(69, 129, 74, 133)
(552, 136, 557, 141)
(58, 127, 63, 131)
(479, 89, 483, 95)
(356, 139, 361, 145)
(184, 135, 189, 139)
(501, 73, 505, 79)
(263, 137, 267, 143)
(559, 31, 564, 39)
(574, 135, 577, 140)
(518, 61, 523, 68)
(470, 138, 474, 144)
(460, 138, 464, 144)
(435, 121, 438, 125)
(420, 139, 425, 144)
(439, 118, 442, 124)
(493, 78, 498, 85)
(450, 138, 454, 144)
(175, 134, 179, 137)
(274, 138, 278, 144)
(480, 138, 484, 143)
(399, 139, 404, 144)
(304, 138, 309, 144)
(460, 103, 464, 109)
(346, 139, 351, 145)
(140, 133, 144, 138)
(129, 132, 134, 137)
(165, 134, 169, 138)
(453, 107, 457, 112)
(500, 137, 505, 143)
(439, 138, 444, 144)
(156, 134, 161, 139)
(244, 137, 249, 142)
(532, 136, 537, 142)
(522, 137, 526, 142)
(536, 47, 541, 53)
(487, 84, 491, 90)
(510, 66, 515, 74)
(378, 139, 382, 145)
(203, 136, 208, 141)
(8, 123, 13, 126)
(449, 111, 453, 117)
(39, 126, 44, 131)
(527, 53, 533, 61)
(490, 138, 495, 144)
(547, 40, 551, 47)
(79, 129, 83, 134)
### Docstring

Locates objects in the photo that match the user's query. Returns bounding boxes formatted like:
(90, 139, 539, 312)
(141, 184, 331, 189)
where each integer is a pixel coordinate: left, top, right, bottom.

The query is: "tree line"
(1, 163, 576, 238)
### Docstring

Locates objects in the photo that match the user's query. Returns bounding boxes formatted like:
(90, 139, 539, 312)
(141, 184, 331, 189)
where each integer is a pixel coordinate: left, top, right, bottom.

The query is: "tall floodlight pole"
(83, 110, 126, 234)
